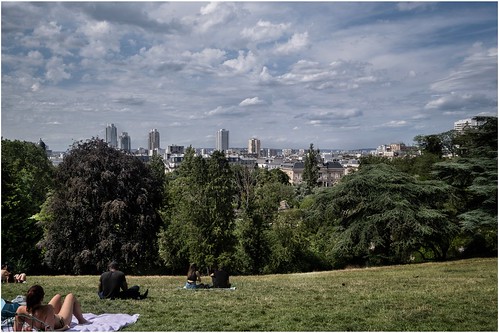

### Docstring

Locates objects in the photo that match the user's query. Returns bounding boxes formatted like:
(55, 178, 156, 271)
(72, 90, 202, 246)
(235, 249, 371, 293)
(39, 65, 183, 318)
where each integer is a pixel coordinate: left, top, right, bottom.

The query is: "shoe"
(141, 289, 148, 299)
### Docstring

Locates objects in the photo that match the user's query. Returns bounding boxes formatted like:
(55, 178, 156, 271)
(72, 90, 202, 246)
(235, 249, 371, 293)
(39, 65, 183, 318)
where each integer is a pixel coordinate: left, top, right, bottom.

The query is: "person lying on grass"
(14, 284, 89, 331)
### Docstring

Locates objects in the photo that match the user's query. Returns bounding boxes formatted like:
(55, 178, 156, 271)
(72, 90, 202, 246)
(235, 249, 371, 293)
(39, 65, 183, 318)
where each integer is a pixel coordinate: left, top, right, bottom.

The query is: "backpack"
(1, 298, 20, 320)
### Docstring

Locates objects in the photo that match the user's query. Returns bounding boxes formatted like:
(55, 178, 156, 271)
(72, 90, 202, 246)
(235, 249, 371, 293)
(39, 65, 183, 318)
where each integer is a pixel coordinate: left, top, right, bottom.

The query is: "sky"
(1, 2, 497, 151)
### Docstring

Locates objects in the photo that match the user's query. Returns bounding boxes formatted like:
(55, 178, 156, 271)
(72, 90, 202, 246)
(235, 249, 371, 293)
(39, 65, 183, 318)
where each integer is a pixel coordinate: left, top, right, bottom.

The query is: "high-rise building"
(120, 132, 131, 152)
(106, 124, 118, 148)
(216, 129, 229, 152)
(149, 129, 160, 151)
(248, 137, 261, 157)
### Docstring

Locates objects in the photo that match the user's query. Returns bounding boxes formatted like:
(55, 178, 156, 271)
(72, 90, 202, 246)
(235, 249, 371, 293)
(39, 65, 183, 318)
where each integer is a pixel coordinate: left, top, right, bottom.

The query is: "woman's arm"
(14, 307, 26, 331)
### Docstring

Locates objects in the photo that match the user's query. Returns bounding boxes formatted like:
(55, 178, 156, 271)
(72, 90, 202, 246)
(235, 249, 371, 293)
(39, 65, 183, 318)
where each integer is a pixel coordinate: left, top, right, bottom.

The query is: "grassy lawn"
(1, 258, 497, 331)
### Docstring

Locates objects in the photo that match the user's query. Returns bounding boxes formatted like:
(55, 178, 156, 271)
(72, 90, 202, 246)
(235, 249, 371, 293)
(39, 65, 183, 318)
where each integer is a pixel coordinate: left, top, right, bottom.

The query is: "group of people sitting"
(10, 261, 232, 331)
(13, 261, 144, 331)
(1, 265, 27, 284)
(185, 263, 231, 289)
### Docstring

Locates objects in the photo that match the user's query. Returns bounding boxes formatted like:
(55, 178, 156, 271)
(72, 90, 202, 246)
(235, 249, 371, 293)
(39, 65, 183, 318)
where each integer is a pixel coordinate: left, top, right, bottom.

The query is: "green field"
(1, 258, 497, 331)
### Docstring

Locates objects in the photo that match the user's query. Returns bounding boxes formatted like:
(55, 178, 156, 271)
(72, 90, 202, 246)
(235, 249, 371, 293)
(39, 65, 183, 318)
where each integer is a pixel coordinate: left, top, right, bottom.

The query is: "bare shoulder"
(16, 305, 27, 314)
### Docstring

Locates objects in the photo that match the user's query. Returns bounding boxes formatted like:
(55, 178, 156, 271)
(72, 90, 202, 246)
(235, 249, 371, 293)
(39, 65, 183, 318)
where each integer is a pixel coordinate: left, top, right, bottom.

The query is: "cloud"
(241, 20, 290, 43)
(76, 2, 184, 34)
(183, 48, 227, 70)
(45, 57, 71, 83)
(425, 92, 497, 111)
(223, 50, 258, 73)
(275, 32, 309, 54)
(379, 120, 408, 128)
(430, 45, 498, 93)
(239, 97, 265, 106)
(397, 2, 433, 12)
(295, 108, 363, 126)
(197, 2, 239, 33)
(261, 59, 384, 91)
(112, 96, 146, 106)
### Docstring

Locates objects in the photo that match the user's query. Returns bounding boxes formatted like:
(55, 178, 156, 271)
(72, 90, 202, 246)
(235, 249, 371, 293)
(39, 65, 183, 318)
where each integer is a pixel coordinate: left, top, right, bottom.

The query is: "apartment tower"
(149, 129, 160, 151)
(248, 137, 261, 157)
(216, 129, 229, 152)
(120, 132, 131, 152)
(106, 124, 118, 148)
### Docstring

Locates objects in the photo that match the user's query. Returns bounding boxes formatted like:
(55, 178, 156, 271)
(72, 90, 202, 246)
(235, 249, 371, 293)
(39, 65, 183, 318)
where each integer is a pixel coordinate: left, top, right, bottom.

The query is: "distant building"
(165, 154, 184, 172)
(106, 124, 118, 148)
(318, 161, 345, 187)
(120, 132, 131, 152)
(280, 161, 304, 185)
(454, 118, 484, 132)
(167, 144, 184, 156)
(216, 129, 229, 152)
(279, 160, 346, 186)
(248, 138, 261, 157)
(149, 129, 160, 151)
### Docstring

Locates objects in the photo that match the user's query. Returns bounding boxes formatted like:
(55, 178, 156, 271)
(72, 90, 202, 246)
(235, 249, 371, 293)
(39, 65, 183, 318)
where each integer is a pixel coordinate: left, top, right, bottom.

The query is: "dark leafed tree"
(306, 163, 457, 266)
(1, 139, 54, 273)
(38, 138, 163, 274)
(302, 143, 320, 194)
(433, 116, 497, 256)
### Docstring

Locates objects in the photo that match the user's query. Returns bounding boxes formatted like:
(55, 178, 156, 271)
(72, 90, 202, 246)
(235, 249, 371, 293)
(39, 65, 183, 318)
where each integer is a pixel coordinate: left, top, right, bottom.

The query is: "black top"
(99, 270, 126, 299)
(187, 271, 198, 282)
(212, 270, 230, 288)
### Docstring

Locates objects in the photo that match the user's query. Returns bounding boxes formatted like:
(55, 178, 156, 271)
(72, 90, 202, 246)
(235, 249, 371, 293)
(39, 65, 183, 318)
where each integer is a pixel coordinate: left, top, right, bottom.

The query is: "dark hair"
(187, 263, 197, 277)
(109, 261, 119, 270)
(26, 285, 44, 312)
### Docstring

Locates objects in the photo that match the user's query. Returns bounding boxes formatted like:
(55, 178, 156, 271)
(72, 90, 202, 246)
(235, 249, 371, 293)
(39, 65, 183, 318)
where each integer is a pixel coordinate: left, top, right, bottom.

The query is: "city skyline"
(1, 2, 497, 151)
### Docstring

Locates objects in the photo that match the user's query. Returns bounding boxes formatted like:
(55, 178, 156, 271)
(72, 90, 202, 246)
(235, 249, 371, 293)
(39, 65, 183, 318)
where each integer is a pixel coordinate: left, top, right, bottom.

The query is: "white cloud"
(430, 45, 498, 93)
(78, 21, 120, 58)
(379, 120, 408, 128)
(239, 97, 265, 106)
(223, 50, 258, 73)
(425, 92, 497, 111)
(275, 32, 309, 54)
(197, 2, 239, 33)
(45, 57, 71, 83)
(241, 20, 290, 43)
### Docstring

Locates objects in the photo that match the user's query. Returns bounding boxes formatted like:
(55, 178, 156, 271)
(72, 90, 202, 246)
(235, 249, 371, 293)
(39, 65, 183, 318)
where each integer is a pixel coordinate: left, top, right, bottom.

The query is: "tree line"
(1, 116, 496, 275)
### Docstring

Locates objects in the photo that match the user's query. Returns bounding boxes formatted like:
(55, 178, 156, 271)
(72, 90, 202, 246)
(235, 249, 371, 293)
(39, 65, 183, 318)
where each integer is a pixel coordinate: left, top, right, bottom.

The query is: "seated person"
(15, 284, 89, 331)
(210, 266, 231, 288)
(14, 273, 27, 283)
(98, 261, 148, 299)
(185, 263, 203, 289)
(1, 265, 11, 283)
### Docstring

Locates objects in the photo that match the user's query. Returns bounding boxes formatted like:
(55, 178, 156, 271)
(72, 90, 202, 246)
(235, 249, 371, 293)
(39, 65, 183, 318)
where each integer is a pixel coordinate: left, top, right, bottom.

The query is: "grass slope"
(1, 258, 497, 331)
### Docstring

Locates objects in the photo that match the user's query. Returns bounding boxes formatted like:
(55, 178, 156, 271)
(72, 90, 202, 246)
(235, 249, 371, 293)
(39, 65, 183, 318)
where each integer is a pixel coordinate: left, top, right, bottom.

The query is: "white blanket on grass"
(68, 313, 139, 332)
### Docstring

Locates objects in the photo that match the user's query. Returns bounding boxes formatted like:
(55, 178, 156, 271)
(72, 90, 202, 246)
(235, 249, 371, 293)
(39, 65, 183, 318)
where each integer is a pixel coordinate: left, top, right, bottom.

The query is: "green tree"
(158, 149, 236, 272)
(433, 116, 497, 257)
(414, 134, 444, 157)
(305, 164, 456, 266)
(38, 139, 163, 274)
(232, 166, 294, 274)
(302, 143, 320, 194)
(1, 139, 54, 273)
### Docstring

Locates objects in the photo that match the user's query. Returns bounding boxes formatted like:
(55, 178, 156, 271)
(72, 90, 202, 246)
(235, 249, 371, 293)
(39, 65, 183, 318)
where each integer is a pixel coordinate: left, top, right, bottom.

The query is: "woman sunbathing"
(14, 284, 89, 331)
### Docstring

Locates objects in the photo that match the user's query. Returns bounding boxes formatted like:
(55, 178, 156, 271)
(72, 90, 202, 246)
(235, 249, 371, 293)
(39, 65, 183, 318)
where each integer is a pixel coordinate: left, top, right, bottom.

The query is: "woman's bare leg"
(48, 294, 62, 313)
(57, 293, 88, 325)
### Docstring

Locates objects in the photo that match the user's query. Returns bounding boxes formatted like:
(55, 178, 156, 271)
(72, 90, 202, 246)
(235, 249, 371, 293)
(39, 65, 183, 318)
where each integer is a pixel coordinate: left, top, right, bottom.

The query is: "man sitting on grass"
(210, 266, 231, 288)
(98, 261, 148, 300)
